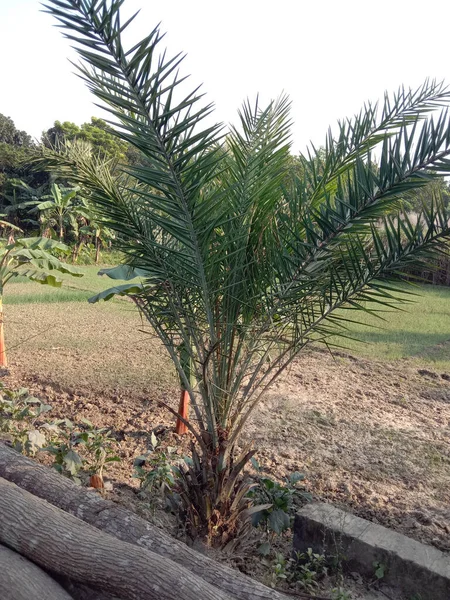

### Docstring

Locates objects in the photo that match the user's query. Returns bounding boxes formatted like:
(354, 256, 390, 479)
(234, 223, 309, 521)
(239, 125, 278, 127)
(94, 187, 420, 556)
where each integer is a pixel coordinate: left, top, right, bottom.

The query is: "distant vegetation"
(1, 111, 450, 278)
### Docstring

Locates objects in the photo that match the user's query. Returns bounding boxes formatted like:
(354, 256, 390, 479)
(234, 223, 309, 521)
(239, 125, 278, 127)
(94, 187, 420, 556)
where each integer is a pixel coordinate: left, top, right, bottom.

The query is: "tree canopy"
(42, 117, 130, 162)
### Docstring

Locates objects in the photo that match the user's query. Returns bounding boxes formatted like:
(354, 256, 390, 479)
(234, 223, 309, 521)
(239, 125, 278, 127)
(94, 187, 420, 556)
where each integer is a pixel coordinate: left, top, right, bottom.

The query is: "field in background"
(8, 269, 450, 369)
(332, 284, 450, 368)
(7, 265, 133, 304)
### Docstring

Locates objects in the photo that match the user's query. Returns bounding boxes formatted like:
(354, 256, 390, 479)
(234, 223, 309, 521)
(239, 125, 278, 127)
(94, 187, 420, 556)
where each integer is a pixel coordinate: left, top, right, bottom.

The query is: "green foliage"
(0, 384, 51, 455)
(44, 419, 84, 481)
(373, 560, 386, 580)
(262, 548, 328, 592)
(0, 115, 40, 204)
(43, 0, 450, 544)
(0, 383, 119, 483)
(32, 183, 80, 240)
(0, 236, 83, 295)
(43, 117, 128, 162)
(45, 417, 120, 482)
(248, 458, 312, 534)
(133, 433, 175, 502)
(75, 417, 120, 475)
(0, 114, 33, 148)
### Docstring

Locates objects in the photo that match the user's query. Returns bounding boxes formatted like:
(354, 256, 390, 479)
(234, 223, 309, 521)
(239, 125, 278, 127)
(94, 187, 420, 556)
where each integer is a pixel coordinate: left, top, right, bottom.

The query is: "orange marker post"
(175, 388, 190, 435)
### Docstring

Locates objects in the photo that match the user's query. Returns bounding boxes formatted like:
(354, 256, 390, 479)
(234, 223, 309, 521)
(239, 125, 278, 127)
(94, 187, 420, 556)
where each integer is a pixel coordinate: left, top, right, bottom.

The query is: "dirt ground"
(3, 300, 450, 598)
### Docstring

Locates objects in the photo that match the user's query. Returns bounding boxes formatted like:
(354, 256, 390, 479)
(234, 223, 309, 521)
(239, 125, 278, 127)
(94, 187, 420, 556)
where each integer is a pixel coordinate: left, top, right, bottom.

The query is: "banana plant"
(33, 183, 79, 241)
(0, 235, 83, 366)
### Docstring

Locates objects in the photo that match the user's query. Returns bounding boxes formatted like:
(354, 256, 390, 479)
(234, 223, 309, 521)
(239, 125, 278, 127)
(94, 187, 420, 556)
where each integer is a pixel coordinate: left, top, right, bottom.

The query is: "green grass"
(6, 265, 136, 304)
(7, 268, 450, 368)
(330, 284, 450, 367)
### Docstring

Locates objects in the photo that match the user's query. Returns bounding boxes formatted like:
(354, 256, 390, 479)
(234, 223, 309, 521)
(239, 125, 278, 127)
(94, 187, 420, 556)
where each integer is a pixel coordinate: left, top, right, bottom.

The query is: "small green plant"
(75, 418, 120, 478)
(133, 432, 175, 502)
(0, 384, 120, 484)
(0, 384, 51, 455)
(248, 458, 312, 534)
(291, 548, 328, 592)
(373, 560, 386, 581)
(262, 552, 289, 588)
(44, 418, 120, 483)
(44, 419, 84, 482)
(262, 548, 328, 592)
(332, 588, 352, 600)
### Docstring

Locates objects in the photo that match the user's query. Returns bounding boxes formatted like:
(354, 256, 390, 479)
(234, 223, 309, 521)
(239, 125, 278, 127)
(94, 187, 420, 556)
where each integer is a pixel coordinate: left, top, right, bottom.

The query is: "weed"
(0, 384, 120, 484)
(332, 588, 352, 600)
(75, 418, 120, 477)
(133, 432, 176, 506)
(45, 417, 120, 483)
(248, 457, 312, 534)
(373, 560, 386, 581)
(44, 419, 85, 482)
(262, 547, 328, 592)
(0, 384, 51, 455)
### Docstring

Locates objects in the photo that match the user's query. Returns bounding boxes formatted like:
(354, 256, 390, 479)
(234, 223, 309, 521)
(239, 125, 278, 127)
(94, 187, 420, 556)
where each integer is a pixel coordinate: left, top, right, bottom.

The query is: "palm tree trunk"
(72, 240, 83, 263)
(175, 389, 189, 435)
(0, 299, 7, 368)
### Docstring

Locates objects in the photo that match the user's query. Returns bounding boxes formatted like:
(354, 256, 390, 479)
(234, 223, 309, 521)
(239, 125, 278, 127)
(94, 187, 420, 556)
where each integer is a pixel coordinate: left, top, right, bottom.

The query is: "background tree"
(44, 0, 450, 545)
(43, 118, 129, 163)
(0, 114, 33, 147)
(0, 114, 48, 220)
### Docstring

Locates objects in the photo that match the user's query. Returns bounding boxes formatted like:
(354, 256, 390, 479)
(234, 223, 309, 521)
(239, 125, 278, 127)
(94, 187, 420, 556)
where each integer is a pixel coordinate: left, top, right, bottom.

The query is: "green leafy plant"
(262, 552, 289, 587)
(133, 432, 175, 501)
(373, 560, 386, 581)
(291, 548, 329, 592)
(262, 548, 328, 592)
(45, 417, 119, 483)
(0, 384, 51, 455)
(0, 235, 83, 366)
(248, 458, 312, 534)
(76, 417, 120, 478)
(332, 588, 352, 600)
(44, 418, 85, 482)
(43, 0, 450, 545)
(32, 183, 80, 241)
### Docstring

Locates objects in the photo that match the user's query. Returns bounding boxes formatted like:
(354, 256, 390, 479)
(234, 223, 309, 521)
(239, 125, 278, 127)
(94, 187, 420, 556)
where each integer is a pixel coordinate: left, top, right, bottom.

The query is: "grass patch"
(331, 284, 450, 366)
(6, 265, 139, 305)
(7, 269, 450, 368)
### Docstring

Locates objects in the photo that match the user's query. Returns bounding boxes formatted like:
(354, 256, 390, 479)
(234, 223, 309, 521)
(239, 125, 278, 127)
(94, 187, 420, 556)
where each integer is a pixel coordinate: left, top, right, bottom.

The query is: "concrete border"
(294, 503, 450, 600)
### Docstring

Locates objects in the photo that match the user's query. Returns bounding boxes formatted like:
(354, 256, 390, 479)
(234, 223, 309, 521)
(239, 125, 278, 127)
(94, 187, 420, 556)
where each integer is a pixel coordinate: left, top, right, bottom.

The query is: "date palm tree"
(44, 0, 450, 544)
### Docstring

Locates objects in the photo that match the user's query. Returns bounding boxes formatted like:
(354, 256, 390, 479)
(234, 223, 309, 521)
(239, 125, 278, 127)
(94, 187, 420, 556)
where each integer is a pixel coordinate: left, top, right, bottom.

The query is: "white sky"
(1, 0, 450, 154)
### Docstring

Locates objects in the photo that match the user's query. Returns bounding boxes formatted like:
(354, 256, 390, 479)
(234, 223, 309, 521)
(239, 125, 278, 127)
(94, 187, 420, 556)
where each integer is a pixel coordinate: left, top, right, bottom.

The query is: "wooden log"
(0, 443, 290, 600)
(56, 577, 123, 600)
(0, 477, 231, 600)
(0, 543, 74, 600)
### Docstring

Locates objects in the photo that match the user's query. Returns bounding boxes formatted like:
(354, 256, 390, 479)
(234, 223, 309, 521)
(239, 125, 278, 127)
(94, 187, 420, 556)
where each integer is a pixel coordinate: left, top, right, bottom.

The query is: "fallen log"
(0, 543, 74, 600)
(56, 578, 123, 600)
(0, 443, 291, 600)
(0, 477, 231, 600)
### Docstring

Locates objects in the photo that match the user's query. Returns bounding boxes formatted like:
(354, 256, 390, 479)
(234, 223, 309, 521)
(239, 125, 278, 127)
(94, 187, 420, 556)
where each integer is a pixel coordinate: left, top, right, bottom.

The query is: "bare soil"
(4, 300, 450, 597)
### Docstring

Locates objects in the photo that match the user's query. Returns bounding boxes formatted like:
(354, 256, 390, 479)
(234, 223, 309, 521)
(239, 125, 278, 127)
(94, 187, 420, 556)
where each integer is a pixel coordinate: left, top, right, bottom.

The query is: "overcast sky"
(1, 0, 450, 154)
